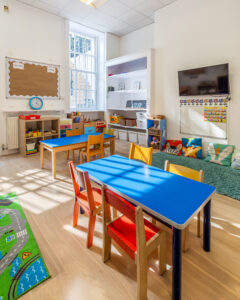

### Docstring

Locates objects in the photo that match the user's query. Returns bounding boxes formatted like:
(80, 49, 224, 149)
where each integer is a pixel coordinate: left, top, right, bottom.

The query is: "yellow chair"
(66, 129, 82, 162)
(164, 160, 204, 251)
(80, 133, 104, 163)
(103, 128, 114, 155)
(129, 143, 153, 166)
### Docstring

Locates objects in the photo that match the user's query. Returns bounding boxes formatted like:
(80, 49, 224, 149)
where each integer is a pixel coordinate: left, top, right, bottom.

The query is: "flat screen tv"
(178, 64, 229, 96)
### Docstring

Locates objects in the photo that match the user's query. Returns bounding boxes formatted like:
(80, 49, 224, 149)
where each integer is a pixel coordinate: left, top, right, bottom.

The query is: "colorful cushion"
(231, 149, 240, 169)
(182, 138, 202, 159)
(205, 143, 235, 166)
(163, 140, 182, 156)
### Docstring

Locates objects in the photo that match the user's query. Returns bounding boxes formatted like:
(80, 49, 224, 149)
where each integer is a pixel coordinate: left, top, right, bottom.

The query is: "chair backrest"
(103, 128, 114, 136)
(129, 143, 153, 166)
(68, 161, 96, 211)
(66, 129, 81, 137)
(87, 133, 104, 153)
(164, 160, 204, 182)
(103, 188, 136, 223)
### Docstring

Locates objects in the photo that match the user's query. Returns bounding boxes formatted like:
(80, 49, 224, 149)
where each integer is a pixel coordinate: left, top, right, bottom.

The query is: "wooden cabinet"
(19, 117, 60, 157)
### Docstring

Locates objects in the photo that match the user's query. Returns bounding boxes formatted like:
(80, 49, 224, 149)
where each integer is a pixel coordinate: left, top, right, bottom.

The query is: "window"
(69, 33, 98, 110)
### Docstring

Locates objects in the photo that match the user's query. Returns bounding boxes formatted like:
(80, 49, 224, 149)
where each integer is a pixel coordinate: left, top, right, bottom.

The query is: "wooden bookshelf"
(19, 117, 60, 157)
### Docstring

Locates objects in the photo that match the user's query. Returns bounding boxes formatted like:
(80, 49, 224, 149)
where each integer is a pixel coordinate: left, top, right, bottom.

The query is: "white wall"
(120, 24, 154, 56)
(106, 33, 120, 60)
(154, 0, 240, 147)
(0, 0, 68, 155)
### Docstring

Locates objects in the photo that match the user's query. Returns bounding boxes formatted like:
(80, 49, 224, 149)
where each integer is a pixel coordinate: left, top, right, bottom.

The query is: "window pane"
(69, 33, 97, 110)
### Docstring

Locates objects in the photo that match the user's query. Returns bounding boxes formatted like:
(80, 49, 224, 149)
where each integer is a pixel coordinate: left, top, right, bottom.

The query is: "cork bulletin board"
(6, 57, 60, 99)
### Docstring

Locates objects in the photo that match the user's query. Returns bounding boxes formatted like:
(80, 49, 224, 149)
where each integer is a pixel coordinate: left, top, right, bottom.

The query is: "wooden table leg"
(52, 150, 56, 179)
(40, 144, 44, 169)
(110, 139, 115, 155)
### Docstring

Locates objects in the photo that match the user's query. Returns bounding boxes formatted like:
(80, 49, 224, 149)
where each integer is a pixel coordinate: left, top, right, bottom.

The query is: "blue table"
(77, 155, 216, 300)
(40, 133, 115, 179)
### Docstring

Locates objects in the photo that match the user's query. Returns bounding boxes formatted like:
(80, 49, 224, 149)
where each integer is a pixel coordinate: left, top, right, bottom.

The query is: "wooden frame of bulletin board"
(6, 57, 60, 100)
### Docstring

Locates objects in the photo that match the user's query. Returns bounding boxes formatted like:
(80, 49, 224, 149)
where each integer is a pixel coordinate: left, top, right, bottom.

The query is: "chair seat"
(107, 215, 160, 260)
(77, 187, 102, 211)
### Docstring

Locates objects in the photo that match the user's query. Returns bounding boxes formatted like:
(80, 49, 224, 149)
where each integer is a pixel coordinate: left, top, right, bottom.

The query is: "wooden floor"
(0, 140, 240, 300)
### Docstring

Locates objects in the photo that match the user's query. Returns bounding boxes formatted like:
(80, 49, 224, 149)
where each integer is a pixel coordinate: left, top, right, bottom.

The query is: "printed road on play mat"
(0, 193, 50, 300)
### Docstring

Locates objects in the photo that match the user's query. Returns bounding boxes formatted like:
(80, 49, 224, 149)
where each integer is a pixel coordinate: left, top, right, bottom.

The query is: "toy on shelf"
(150, 136, 160, 149)
(26, 129, 42, 138)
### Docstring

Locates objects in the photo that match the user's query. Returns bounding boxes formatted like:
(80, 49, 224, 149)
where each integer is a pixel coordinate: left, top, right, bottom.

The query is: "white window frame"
(69, 22, 105, 112)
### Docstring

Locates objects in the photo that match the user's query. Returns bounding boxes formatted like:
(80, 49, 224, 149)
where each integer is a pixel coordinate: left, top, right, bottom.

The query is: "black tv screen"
(178, 64, 229, 96)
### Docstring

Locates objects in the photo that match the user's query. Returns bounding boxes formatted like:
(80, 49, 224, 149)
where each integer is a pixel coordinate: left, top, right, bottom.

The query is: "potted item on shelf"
(107, 86, 114, 92)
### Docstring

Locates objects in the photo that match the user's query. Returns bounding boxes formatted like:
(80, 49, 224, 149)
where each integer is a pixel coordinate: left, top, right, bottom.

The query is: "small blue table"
(40, 133, 115, 179)
(77, 155, 216, 300)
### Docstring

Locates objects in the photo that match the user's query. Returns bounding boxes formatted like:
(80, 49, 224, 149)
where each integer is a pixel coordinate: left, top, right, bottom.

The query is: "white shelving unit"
(106, 50, 154, 146)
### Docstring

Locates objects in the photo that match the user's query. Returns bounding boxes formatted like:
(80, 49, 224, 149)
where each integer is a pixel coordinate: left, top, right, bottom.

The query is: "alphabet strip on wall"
(180, 97, 229, 106)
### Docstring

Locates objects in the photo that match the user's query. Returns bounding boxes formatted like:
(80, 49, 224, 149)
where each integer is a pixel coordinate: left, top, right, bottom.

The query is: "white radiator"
(7, 117, 19, 149)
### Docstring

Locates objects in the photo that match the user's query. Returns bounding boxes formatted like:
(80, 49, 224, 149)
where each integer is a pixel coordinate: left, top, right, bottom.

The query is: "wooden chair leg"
(136, 252, 148, 300)
(87, 215, 96, 248)
(103, 230, 112, 263)
(158, 232, 167, 275)
(72, 150, 75, 162)
(112, 207, 118, 219)
(197, 211, 201, 237)
(73, 200, 80, 227)
(67, 150, 69, 160)
(80, 152, 83, 164)
(182, 226, 189, 252)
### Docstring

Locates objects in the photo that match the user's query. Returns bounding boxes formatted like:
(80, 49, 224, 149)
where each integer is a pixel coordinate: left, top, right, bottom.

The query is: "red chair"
(69, 161, 102, 248)
(102, 185, 167, 300)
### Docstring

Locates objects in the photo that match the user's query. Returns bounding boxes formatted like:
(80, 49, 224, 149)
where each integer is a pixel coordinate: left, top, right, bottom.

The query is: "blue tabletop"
(40, 133, 114, 148)
(77, 155, 215, 229)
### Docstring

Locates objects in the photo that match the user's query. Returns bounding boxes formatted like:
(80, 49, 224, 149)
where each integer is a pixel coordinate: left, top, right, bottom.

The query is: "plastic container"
(128, 132, 138, 143)
(19, 115, 40, 120)
(118, 130, 128, 141)
(138, 133, 147, 146)
(26, 142, 36, 151)
(136, 112, 147, 120)
(114, 129, 119, 139)
(137, 119, 147, 129)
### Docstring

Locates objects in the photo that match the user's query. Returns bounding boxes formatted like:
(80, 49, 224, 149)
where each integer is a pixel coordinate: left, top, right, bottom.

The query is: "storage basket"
(138, 133, 147, 146)
(148, 128, 161, 136)
(118, 130, 128, 141)
(26, 142, 36, 151)
(126, 119, 137, 127)
(128, 132, 138, 143)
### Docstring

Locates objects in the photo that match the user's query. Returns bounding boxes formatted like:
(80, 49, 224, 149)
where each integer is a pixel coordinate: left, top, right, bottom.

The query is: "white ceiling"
(17, 0, 177, 36)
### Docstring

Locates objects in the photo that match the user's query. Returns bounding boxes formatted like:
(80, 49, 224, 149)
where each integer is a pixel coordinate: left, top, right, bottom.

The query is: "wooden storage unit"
(19, 117, 60, 157)
(147, 118, 167, 150)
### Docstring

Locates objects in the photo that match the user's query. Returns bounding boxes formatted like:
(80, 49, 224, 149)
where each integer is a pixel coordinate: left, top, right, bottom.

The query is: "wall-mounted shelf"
(108, 89, 147, 94)
(109, 123, 147, 131)
(108, 69, 147, 79)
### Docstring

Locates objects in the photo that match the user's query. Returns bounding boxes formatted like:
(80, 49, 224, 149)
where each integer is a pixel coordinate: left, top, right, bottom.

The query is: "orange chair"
(80, 133, 104, 164)
(129, 143, 153, 165)
(164, 160, 204, 251)
(66, 129, 82, 162)
(69, 161, 102, 248)
(102, 185, 166, 300)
